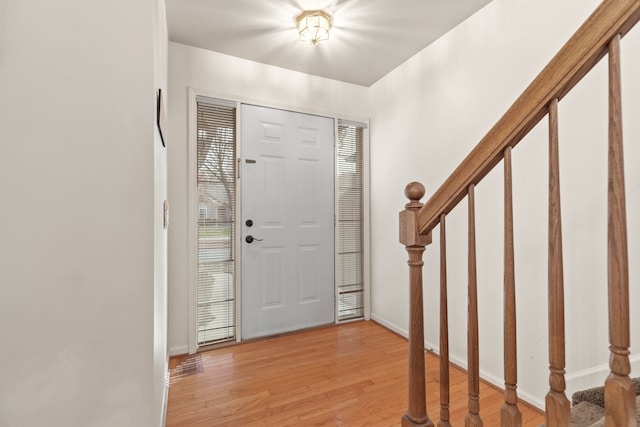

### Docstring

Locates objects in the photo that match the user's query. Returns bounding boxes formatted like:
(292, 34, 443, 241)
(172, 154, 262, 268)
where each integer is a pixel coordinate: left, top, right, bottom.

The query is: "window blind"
(337, 121, 366, 321)
(196, 98, 236, 345)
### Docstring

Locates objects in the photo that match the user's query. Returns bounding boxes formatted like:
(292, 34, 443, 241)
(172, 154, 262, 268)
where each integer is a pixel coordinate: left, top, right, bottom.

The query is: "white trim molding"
(187, 88, 198, 355)
(169, 345, 189, 357)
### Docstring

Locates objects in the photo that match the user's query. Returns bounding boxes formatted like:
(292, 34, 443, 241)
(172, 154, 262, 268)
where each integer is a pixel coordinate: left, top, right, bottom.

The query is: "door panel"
(263, 156, 285, 223)
(260, 248, 285, 308)
(298, 245, 319, 302)
(241, 104, 335, 339)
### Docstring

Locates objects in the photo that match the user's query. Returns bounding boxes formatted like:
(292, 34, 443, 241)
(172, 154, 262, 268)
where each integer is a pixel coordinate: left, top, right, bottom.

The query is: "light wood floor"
(166, 321, 544, 426)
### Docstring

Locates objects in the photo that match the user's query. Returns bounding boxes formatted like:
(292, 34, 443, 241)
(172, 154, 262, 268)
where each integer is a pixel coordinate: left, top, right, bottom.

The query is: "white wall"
(0, 0, 168, 425)
(153, 0, 169, 425)
(369, 0, 640, 408)
(167, 42, 368, 355)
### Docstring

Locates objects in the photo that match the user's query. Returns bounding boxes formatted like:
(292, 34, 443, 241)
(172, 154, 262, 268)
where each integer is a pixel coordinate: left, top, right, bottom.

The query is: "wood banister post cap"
(400, 182, 431, 247)
(404, 182, 425, 209)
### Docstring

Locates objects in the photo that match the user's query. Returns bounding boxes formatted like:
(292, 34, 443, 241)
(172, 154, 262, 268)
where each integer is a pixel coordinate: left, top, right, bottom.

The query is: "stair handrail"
(416, 0, 640, 236)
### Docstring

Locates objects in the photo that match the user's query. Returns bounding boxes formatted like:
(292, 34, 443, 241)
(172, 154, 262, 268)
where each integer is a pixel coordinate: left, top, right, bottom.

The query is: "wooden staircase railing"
(399, 0, 640, 426)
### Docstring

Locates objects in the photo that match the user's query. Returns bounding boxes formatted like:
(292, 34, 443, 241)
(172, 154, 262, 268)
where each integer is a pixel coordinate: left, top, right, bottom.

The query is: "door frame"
(187, 87, 370, 353)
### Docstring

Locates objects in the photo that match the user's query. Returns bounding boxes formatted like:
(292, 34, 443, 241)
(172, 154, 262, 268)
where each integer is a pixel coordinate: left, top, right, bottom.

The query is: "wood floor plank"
(166, 321, 544, 426)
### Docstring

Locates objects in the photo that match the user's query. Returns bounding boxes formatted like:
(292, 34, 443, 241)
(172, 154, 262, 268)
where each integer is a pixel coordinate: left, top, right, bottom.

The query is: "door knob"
(245, 235, 263, 243)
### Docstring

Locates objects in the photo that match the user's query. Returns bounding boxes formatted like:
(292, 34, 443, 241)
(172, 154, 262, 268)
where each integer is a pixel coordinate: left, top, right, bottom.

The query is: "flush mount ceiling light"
(296, 10, 332, 45)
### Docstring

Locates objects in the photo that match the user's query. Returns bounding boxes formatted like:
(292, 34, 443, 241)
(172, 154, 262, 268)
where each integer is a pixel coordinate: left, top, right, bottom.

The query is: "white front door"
(241, 104, 335, 339)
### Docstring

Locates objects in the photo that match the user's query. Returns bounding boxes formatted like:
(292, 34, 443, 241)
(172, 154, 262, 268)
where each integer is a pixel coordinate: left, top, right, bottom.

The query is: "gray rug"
(584, 395, 639, 426)
(570, 378, 640, 427)
(570, 401, 604, 427)
(572, 377, 640, 408)
(539, 378, 640, 426)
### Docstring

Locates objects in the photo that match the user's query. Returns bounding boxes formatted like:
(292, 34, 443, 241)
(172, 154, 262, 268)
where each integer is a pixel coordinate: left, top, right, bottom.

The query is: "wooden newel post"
(400, 182, 433, 427)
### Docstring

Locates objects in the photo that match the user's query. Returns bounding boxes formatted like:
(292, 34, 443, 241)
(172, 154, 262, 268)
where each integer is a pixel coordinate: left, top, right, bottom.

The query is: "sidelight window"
(336, 120, 367, 321)
(195, 97, 237, 345)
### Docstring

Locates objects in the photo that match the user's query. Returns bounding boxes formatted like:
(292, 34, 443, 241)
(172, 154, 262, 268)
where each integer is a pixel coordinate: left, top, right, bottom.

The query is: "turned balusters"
(604, 33, 636, 426)
(545, 98, 571, 427)
(439, 213, 451, 427)
(466, 184, 483, 427)
(396, 1, 640, 424)
(502, 146, 522, 426)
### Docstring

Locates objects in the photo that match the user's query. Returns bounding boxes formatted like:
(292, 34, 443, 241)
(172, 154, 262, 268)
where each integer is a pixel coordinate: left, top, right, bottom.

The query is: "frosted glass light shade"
(296, 10, 331, 45)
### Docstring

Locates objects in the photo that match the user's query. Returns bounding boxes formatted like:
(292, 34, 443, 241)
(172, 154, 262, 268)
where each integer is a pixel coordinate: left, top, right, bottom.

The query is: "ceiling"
(166, 0, 494, 87)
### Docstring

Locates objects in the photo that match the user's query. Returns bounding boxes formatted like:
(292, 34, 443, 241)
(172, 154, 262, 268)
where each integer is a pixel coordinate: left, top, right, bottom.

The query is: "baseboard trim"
(370, 314, 434, 352)
(424, 338, 545, 410)
(370, 314, 408, 339)
(370, 314, 438, 352)
(370, 315, 638, 413)
(169, 345, 189, 357)
(424, 338, 640, 410)
(565, 353, 640, 400)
